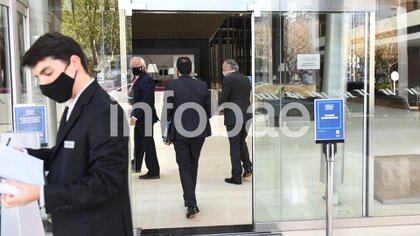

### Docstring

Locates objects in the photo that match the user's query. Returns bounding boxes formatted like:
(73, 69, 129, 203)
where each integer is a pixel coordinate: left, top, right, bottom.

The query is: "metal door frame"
(120, 4, 256, 232)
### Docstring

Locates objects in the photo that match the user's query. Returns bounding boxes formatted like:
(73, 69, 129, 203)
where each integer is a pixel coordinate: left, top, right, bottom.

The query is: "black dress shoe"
(139, 173, 160, 179)
(186, 206, 200, 219)
(225, 177, 242, 185)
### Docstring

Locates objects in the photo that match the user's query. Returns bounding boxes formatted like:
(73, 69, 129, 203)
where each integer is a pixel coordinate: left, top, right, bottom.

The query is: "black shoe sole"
(139, 176, 160, 179)
(186, 209, 199, 219)
(225, 179, 242, 185)
(186, 213, 197, 219)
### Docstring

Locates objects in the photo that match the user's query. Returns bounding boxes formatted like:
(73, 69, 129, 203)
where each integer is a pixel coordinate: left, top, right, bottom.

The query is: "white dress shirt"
(39, 79, 94, 207)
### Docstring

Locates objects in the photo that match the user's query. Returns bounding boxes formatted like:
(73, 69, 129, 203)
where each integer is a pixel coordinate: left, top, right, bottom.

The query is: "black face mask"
(39, 66, 77, 103)
(132, 67, 142, 76)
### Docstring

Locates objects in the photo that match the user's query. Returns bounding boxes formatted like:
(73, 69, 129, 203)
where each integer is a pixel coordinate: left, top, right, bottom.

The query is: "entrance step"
(138, 225, 282, 236)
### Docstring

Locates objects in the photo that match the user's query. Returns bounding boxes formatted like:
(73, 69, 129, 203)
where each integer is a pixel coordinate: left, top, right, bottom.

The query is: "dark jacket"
(219, 71, 252, 126)
(131, 72, 159, 124)
(28, 81, 133, 236)
(164, 75, 212, 140)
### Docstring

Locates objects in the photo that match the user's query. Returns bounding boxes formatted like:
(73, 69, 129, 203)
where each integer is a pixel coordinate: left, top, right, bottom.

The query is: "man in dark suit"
(219, 59, 252, 185)
(129, 57, 160, 179)
(163, 57, 212, 219)
(0, 32, 133, 236)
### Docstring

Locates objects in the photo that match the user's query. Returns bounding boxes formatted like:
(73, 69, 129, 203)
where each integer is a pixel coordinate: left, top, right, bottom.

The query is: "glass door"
(16, 1, 30, 104)
(254, 10, 371, 226)
(370, 1, 420, 217)
(0, 3, 11, 133)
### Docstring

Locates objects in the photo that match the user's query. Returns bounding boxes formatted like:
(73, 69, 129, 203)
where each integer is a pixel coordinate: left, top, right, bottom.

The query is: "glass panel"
(0, 5, 11, 133)
(61, 0, 121, 94)
(28, 1, 54, 105)
(17, 11, 28, 104)
(57, 0, 122, 123)
(371, 1, 420, 217)
(254, 11, 368, 222)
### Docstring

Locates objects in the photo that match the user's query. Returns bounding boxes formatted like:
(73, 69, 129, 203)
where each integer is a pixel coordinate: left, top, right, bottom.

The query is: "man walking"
(220, 59, 252, 185)
(163, 57, 212, 219)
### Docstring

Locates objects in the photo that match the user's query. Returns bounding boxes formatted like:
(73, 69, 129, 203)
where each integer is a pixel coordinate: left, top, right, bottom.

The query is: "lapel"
(132, 74, 146, 92)
(53, 81, 100, 158)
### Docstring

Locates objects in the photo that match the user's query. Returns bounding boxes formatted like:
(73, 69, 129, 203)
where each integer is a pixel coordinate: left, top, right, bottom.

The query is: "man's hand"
(130, 117, 137, 126)
(0, 180, 40, 208)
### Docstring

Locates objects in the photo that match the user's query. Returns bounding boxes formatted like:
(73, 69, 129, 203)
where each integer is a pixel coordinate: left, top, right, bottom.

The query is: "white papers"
(0, 145, 44, 186)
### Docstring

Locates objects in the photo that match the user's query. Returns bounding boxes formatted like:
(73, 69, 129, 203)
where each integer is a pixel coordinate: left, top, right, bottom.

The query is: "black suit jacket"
(131, 72, 159, 124)
(28, 81, 133, 236)
(164, 75, 212, 140)
(219, 71, 252, 126)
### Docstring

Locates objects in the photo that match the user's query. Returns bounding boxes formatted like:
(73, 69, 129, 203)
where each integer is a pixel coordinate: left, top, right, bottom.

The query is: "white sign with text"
(297, 54, 320, 70)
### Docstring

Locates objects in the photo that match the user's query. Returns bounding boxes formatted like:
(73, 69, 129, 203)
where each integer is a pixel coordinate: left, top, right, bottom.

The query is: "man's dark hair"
(176, 57, 192, 75)
(22, 32, 89, 73)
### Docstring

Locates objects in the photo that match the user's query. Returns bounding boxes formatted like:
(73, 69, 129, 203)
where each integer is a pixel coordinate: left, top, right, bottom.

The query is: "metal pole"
(325, 143, 335, 236)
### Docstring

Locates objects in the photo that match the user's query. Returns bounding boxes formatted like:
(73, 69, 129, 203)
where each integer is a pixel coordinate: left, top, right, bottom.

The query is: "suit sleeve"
(27, 148, 54, 171)
(131, 79, 156, 119)
(43, 104, 129, 214)
(219, 78, 232, 105)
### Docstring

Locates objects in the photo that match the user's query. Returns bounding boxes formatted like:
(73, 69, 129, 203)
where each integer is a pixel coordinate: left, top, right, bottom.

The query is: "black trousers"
(173, 138, 205, 208)
(134, 122, 160, 175)
(226, 124, 252, 181)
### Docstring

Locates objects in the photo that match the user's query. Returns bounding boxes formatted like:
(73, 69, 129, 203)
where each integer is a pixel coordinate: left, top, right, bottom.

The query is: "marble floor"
(129, 116, 253, 229)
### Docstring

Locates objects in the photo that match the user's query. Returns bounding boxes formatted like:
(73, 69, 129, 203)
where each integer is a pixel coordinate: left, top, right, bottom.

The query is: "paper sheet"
(0, 145, 44, 186)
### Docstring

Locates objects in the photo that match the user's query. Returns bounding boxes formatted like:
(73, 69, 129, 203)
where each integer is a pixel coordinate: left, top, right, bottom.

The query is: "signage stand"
(323, 143, 337, 236)
(314, 98, 345, 236)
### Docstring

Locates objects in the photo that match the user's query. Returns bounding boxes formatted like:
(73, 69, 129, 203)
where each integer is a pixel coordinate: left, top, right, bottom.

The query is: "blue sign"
(314, 98, 345, 143)
(14, 105, 47, 145)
